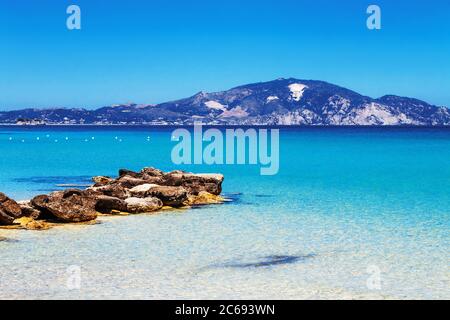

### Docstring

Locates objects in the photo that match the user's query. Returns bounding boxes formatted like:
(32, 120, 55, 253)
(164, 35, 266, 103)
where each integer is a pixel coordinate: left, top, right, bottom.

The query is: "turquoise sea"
(0, 126, 449, 299)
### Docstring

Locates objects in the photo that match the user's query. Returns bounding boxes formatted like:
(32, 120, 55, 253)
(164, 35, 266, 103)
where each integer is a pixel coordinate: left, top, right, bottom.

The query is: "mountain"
(1, 78, 449, 125)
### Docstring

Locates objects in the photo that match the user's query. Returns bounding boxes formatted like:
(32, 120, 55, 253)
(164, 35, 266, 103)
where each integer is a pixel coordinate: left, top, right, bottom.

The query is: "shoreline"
(0, 167, 225, 231)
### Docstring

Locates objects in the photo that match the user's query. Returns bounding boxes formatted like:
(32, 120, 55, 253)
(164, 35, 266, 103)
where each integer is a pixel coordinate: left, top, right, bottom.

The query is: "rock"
(146, 186, 188, 207)
(142, 176, 165, 185)
(17, 201, 41, 219)
(0, 211, 14, 225)
(95, 195, 128, 213)
(31, 190, 97, 222)
(128, 184, 159, 198)
(141, 167, 164, 177)
(15, 217, 51, 230)
(26, 220, 51, 230)
(140, 167, 165, 182)
(163, 172, 224, 195)
(186, 191, 225, 205)
(88, 184, 128, 199)
(118, 169, 140, 178)
(124, 197, 163, 213)
(30, 194, 49, 209)
(119, 167, 164, 180)
(92, 176, 113, 186)
(167, 170, 186, 175)
(117, 175, 149, 189)
(0, 192, 22, 225)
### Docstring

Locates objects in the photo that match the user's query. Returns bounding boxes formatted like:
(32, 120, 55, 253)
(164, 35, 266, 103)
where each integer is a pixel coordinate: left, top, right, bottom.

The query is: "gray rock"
(124, 197, 163, 213)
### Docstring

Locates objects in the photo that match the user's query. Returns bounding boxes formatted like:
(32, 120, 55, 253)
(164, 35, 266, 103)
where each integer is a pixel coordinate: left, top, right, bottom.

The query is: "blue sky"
(1, 0, 449, 110)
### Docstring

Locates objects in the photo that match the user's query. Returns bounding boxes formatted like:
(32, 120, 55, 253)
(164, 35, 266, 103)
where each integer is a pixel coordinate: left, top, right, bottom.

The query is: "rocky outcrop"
(1, 166, 224, 227)
(0, 193, 22, 225)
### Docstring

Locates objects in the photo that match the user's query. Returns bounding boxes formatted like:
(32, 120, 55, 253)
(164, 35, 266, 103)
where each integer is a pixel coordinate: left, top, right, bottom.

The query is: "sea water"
(0, 126, 448, 299)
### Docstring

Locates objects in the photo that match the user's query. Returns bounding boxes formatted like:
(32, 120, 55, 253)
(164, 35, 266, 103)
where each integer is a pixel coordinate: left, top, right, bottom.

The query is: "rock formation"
(0, 167, 224, 228)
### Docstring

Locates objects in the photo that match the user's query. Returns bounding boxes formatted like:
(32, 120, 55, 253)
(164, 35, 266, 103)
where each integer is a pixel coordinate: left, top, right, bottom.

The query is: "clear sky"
(1, 0, 449, 110)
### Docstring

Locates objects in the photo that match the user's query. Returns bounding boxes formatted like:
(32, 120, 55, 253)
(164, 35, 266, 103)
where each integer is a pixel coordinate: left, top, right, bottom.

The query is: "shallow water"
(0, 126, 449, 299)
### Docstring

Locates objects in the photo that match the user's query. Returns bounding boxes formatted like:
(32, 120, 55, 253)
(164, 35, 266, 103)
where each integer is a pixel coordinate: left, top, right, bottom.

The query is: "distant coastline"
(0, 123, 450, 129)
(1, 78, 449, 126)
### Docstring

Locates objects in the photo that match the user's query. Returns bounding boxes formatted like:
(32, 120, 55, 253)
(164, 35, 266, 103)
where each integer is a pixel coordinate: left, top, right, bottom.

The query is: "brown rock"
(146, 186, 188, 207)
(95, 195, 128, 213)
(142, 176, 165, 185)
(88, 184, 128, 199)
(0, 192, 22, 225)
(18, 201, 41, 219)
(92, 176, 113, 186)
(30, 194, 48, 209)
(118, 169, 140, 178)
(29, 195, 54, 220)
(0, 210, 15, 225)
(140, 167, 164, 177)
(117, 176, 149, 189)
(163, 173, 224, 195)
(31, 190, 97, 222)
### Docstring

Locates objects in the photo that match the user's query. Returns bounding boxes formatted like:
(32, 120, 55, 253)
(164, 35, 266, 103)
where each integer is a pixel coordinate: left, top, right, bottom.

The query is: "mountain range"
(2, 78, 449, 125)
